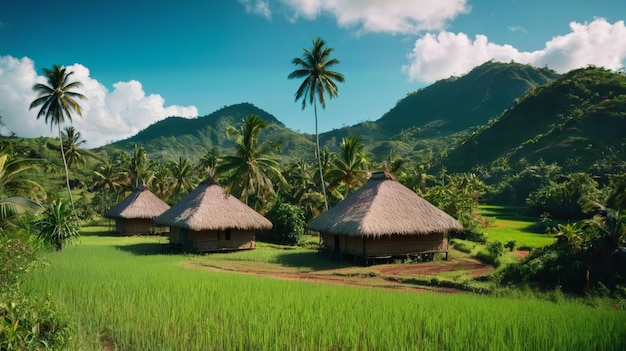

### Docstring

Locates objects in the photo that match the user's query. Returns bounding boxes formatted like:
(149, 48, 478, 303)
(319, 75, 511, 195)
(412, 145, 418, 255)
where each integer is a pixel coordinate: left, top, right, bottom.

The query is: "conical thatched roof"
(104, 186, 170, 219)
(307, 172, 463, 237)
(154, 177, 272, 231)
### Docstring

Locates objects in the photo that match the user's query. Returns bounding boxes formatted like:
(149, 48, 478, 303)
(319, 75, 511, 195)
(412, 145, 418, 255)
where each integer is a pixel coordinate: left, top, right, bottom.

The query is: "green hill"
(319, 61, 559, 160)
(444, 66, 626, 173)
(100, 103, 316, 162)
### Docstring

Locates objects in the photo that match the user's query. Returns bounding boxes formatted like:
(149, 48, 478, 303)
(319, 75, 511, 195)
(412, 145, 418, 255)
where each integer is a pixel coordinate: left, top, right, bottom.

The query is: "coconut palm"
(289, 37, 345, 210)
(169, 157, 196, 203)
(92, 160, 126, 213)
(29, 65, 86, 222)
(327, 137, 370, 198)
(62, 126, 90, 169)
(217, 115, 285, 208)
(149, 160, 173, 201)
(0, 153, 44, 221)
(125, 145, 152, 189)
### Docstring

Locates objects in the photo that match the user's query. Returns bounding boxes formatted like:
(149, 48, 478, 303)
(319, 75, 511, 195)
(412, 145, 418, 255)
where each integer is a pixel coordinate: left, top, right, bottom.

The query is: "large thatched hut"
(307, 172, 463, 264)
(104, 186, 171, 235)
(154, 177, 272, 253)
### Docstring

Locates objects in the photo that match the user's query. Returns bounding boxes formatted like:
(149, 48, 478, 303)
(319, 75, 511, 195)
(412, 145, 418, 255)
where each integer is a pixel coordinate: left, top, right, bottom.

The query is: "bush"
(0, 228, 72, 350)
(0, 290, 72, 350)
(259, 203, 305, 245)
(449, 229, 487, 244)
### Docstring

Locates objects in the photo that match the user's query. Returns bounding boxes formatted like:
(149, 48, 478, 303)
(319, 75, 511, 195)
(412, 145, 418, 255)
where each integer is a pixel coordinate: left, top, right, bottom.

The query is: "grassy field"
(23, 224, 626, 351)
(479, 205, 555, 249)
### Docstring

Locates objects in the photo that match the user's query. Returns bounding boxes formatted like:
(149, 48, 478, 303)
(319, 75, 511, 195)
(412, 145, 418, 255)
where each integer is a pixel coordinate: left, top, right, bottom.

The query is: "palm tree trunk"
(58, 125, 80, 226)
(314, 102, 329, 210)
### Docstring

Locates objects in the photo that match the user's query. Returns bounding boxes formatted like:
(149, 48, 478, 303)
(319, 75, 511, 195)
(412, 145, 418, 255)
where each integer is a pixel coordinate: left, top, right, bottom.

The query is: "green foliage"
(526, 172, 600, 219)
(0, 290, 72, 351)
(260, 202, 306, 245)
(423, 173, 486, 232)
(0, 228, 72, 350)
(35, 199, 81, 251)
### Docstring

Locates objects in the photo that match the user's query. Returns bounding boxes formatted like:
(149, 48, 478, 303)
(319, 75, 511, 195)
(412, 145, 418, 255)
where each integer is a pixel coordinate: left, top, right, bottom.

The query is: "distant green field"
(479, 205, 555, 249)
(24, 226, 626, 351)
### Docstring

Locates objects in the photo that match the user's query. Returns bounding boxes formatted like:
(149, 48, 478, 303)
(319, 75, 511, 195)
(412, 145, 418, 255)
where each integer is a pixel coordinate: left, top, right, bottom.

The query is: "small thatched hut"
(307, 172, 463, 264)
(104, 186, 171, 235)
(154, 177, 272, 253)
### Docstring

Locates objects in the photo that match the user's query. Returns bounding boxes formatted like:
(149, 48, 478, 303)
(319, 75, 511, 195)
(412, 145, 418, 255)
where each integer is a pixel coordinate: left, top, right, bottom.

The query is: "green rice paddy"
(23, 224, 626, 350)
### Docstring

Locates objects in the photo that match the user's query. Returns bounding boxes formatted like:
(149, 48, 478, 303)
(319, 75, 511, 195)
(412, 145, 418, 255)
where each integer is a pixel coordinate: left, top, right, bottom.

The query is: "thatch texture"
(154, 178, 272, 231)
(307, 172, 463, 237)
(104, 186, 170, 220)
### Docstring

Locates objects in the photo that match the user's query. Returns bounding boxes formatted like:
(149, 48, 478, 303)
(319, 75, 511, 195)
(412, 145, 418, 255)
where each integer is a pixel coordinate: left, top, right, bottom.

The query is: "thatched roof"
(154, 177, 272, 231)
(104, 186, 170, 219)
(307, 172, 463, 237)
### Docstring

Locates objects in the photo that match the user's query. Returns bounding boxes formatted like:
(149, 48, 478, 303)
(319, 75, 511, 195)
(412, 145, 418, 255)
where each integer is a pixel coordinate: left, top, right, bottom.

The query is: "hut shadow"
(273, 251, 353, 271)
(115, 242, 172, 256)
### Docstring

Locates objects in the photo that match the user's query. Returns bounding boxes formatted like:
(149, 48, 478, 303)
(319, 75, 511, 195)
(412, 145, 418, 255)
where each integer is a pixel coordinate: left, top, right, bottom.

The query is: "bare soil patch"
(186, 257, 493, 293)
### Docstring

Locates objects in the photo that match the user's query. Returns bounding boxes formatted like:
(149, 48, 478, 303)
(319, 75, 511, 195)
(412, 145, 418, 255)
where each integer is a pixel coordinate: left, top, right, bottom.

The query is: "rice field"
(479, 205, 555, 249)
(23, 225, 626, 350)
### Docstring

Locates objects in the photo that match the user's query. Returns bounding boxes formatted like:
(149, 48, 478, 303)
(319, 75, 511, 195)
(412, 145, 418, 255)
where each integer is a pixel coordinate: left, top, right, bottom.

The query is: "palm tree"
(327, 137, 370, 198)
(62, 126, 90, 169)
(125, 145, 152, 189)
(29, 65, 87, 222)
(169, 157, 196, 203)
(289, 37, 345, 210)
(149, 160, 172, 201)
(0, 153, 44, 221)
(216, 115, 285, 208)
(92, 160, 126, 213)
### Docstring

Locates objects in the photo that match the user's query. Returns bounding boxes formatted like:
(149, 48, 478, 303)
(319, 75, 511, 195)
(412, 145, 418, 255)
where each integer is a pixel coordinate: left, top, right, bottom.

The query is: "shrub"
(505, 240, 517, 251)
(0, 228, 72, 350)
(260, 203, 305, 245)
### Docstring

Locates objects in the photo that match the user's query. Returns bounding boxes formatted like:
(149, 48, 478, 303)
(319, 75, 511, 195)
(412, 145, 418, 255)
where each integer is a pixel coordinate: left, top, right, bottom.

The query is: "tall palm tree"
(289, 37, 345, 210)
(125, 145, 152, 189)
(62, 126, 89, 169)
(149, 160, 173, 201)
(29, 65, 87, 222)
(92, 160, 126, 213)
(327, 137, 370, 198)
(216, 115, 285, 208)
(169, 157, 196, 203)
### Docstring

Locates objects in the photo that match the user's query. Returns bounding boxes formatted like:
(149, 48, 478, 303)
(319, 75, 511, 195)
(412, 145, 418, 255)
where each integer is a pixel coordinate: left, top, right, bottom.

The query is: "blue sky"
(1, 0, 625, 148)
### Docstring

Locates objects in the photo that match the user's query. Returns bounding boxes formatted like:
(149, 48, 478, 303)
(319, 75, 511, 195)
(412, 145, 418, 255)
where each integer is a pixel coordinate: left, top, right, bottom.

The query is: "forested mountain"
(100, 103, 316, 161)
(444, 66, 626, 174)
(318, 61, 559, 160)
(98, 61, 559, 165)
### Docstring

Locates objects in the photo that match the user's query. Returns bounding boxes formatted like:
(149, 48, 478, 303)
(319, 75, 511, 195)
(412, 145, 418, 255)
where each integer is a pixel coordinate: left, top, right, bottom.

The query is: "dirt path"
(186, 257, 494, 293)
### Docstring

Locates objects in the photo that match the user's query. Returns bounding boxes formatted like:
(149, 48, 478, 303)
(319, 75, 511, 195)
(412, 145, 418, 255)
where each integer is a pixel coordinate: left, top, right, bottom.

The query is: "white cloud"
(404, 18, 626, 82)
(239, 0, 272, 19)
(0, 56, 198, 149)
(250, 0, 470, 34)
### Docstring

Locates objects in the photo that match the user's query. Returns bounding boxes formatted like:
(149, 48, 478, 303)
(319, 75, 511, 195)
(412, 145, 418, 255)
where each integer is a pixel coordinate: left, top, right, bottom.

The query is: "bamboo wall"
(169, 227, 256, 252)
(115, 218, 156, 235)
(322, 232, 448, 258)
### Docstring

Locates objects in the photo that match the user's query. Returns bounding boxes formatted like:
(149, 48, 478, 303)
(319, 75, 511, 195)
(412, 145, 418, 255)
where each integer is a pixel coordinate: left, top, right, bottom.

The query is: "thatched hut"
(104, 186, 171, 235)
(154, 177, 272, 253)
(307, 172, 463, 264)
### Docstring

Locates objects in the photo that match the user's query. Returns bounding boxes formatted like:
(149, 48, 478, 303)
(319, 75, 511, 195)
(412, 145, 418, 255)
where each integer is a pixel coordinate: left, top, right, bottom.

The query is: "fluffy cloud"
(238, 0, 271, 19)
(404, 18, 626, 82)
(0, 56, 198, 148)
(251, 0, 470, 34)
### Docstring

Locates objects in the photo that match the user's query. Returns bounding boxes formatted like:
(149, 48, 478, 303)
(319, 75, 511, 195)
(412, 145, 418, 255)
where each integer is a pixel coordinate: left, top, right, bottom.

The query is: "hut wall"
(115, 218, 156, 235)
(169, 227, 255, 252)
(364, 233, 447, 257)
(322, 232, 448, 258)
